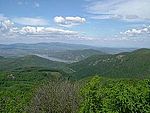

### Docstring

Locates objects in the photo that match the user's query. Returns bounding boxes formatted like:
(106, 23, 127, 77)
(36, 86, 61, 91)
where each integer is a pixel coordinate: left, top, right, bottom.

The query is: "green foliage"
(79, 76, 150, 113)
(79, 76, 102, 113)
(0, 69, 65, 113)
(0, 84, 33, 113)
(0, 55, 67, 72)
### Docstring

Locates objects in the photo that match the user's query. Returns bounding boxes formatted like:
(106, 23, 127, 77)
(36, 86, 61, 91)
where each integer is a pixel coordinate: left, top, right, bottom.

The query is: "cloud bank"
(54, 16, 86, 27)
(0, 16, 92, 41)
(120, 26, 150, 37)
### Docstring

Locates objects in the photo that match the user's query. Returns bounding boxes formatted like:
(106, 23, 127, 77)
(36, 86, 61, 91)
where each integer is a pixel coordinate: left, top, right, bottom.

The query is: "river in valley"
(34, 54, 75, 63)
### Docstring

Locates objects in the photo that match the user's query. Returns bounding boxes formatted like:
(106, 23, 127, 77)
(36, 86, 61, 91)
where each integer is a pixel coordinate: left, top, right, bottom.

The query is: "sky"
(0, 0, 150, 47)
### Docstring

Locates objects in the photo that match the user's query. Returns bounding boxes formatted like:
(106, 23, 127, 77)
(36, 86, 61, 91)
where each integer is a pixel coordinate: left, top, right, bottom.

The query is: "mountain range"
(0, 43, 136, 62)
(0, 46, 150, 79)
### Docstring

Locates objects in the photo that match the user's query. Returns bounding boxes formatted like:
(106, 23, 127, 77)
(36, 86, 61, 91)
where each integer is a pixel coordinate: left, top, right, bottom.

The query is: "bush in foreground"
(79, 76, 150, 113)
(27, 80, 81, 113)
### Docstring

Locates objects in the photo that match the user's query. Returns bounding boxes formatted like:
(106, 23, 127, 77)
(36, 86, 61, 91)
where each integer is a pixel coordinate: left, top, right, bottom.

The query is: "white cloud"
(54, 16, 86, 27)
(65, 17, 86, 23)
(0, 19, 14, 33)
(120, 26, 150, 37)
(54, 16, 65, 24)
(0, 18, 92, 41)
(12, 17, 49, 26)
(86, 0, 150, 21)
(19, 26, 78, 35)
(0, 15, 94, 42)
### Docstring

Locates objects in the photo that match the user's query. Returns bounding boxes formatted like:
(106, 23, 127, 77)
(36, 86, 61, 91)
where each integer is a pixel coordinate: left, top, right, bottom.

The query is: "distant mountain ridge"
(0, 42, 137, 58)
(0, 42, 99, 51)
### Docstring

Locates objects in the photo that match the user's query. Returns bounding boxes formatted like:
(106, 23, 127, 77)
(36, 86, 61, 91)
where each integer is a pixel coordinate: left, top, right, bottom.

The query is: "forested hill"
(69, 48, 150, 79)
(0, 56, 4, 59)
(0, 55, 67, 71)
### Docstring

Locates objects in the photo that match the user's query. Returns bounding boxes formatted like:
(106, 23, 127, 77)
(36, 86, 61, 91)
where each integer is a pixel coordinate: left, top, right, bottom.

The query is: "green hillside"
(0, 68, 68, 113)
(0, 56, 4, 59)
(0, 55, 67, 71)
(70, 48, 150, 79)
(0, 55, 70, 113)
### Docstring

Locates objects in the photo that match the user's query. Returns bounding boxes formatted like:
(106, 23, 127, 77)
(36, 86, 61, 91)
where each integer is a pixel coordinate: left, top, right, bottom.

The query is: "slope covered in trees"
(0, 55, 67, 71)
(70, 48, 150, 79)
(0, 68, 68, 113)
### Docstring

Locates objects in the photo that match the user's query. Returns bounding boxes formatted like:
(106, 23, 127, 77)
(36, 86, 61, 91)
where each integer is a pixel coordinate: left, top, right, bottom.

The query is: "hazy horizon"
(0, 41, 142, 48)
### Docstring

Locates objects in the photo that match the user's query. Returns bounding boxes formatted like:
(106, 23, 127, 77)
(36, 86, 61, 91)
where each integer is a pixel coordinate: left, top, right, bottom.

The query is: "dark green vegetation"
(0, 48, 150, 113)
(79, 76, 150, 113)
(0, 68, 68, 113)
(70, 48, 150, 79)
(0, 55, 67, 71)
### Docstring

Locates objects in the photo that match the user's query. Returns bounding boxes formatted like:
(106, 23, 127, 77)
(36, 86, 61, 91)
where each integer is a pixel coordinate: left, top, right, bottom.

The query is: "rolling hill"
(0, 56, 4, 59)
(69, 48, 150, 79)
(0, 55, 67, 71)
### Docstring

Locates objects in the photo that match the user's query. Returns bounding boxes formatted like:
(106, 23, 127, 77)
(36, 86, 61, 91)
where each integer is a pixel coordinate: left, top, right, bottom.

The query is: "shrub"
(79, 76, 150, 113)
(27, 80, 81, 113)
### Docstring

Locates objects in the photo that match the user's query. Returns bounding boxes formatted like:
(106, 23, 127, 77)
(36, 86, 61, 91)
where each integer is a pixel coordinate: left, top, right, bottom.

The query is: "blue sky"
(0, 0, 150, 47)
